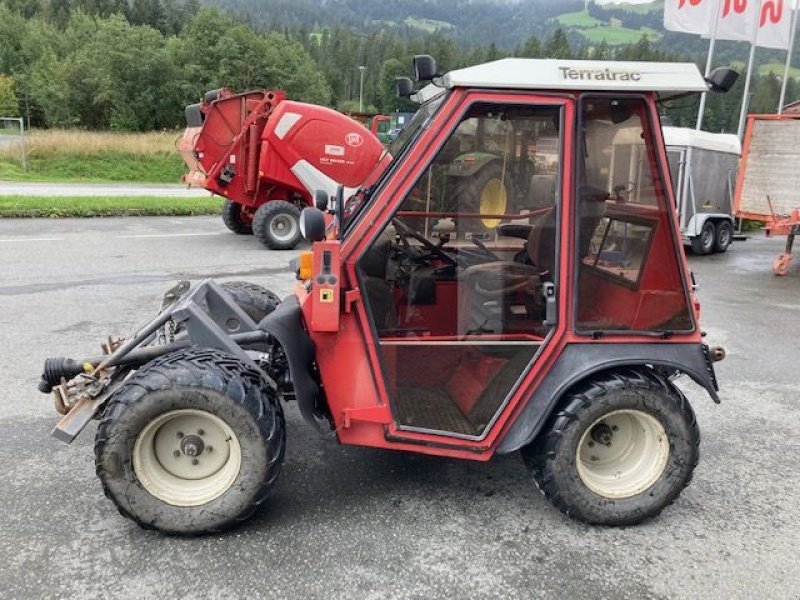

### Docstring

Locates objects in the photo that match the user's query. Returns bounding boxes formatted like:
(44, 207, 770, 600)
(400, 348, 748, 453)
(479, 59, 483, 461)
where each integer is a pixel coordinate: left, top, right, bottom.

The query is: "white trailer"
(663, 127, 741, 254)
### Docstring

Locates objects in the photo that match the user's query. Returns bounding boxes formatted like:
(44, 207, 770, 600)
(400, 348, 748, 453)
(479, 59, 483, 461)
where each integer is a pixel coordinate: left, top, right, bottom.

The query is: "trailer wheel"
(221, 200, 253, 235)
(220, 281, 281, 323)
(522, 368, 699, 526)
(713, 221, 732, 253)
(690, 220, 715, 255)
(95, 348, 285, 535)
(253, 201, 302, 250)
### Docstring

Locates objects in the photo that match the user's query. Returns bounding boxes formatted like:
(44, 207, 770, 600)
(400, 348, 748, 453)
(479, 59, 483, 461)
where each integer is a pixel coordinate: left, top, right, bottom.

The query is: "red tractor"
(39, 56, 736, 534)
(179, 88, 388, 249)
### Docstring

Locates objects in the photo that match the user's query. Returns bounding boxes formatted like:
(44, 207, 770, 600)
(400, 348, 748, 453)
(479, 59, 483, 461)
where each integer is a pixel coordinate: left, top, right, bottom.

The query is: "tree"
(0, 75, 20, 116)
(544, 28, 571, 60)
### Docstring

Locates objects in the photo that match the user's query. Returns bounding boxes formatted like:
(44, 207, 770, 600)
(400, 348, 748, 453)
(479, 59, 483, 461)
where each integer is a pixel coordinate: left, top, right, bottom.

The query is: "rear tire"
(220, 281, 281, 323)
(713, 220, 732, 253)
(690, 220, 715, 255)
(521, 368, 699, 526)
(222, 200, 253, 235)
(95, 348, 285, 535)
(253, 200, 302, 250)
(452, 162, 515, 236)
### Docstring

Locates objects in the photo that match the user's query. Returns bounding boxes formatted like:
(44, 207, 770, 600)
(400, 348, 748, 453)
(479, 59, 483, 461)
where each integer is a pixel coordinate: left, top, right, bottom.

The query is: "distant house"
(610, 18, 623, 28)
(782, 100, 800, 114)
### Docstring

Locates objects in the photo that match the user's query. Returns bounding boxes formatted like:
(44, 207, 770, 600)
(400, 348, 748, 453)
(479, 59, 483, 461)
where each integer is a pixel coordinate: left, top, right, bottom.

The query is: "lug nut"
(173, 450, 180, 458)
(207, 446, 214, 453)
(192, 459, 199, 466)
(198, 429, 205, 436)
(176, 431, 184, 439)
(612, 425, 619, 432)
(588, 441, 595, 448)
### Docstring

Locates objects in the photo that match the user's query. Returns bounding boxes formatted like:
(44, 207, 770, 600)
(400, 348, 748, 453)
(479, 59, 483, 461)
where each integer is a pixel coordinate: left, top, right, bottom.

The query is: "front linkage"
(38, 280, 289, 444)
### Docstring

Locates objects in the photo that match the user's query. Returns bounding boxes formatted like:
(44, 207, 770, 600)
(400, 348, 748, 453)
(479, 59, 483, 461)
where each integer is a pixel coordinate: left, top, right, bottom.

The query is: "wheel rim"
(133, 409, 242, 507)
(575, 409, 670, 499)
(268, 213, 298, 243)
(702, 225, 714, 251)
(718, 225, 731, 248)
(479, 178, 507, 229)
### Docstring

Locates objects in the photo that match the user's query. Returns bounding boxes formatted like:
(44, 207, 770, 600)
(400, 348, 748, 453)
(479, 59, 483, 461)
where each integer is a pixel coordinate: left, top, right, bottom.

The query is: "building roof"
(662, 126, 741, 155)
(441, 59, 708, 95)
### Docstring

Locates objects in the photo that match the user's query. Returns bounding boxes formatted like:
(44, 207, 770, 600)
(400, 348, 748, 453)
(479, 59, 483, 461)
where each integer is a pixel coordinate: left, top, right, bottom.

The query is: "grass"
(758, 61, 800, 79)
(0, 129, 187, 183)
(579, 25, 662, 44)
(557, 10, 603, 28)
(0, 195, 223, 218)
(403, 17, 454, 32)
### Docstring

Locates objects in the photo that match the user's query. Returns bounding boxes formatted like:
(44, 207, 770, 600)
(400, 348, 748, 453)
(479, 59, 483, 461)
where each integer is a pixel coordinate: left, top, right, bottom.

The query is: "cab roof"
(441, 59, 708, 96)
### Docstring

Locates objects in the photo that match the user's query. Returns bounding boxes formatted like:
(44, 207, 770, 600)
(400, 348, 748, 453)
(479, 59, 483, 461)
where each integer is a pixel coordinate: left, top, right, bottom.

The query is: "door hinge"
(344, 289, 361, 313)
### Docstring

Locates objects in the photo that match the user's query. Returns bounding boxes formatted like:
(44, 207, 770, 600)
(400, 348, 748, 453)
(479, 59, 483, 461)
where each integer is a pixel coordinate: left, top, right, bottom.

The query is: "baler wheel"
(522, 368, 699, 526)
(94, 348, 285, 535)
(221, 200, 253, 235)
(253, 201, 302, 250)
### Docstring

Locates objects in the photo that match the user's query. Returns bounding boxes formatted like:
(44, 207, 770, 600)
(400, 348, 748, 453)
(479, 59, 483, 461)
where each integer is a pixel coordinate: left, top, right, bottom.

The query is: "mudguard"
(496, 342, 720, 454)
(257, 295, 321, 428)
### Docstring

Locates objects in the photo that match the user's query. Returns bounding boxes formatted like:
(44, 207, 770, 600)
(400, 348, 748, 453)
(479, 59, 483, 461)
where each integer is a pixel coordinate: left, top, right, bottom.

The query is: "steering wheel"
(391, 219, 458, 267)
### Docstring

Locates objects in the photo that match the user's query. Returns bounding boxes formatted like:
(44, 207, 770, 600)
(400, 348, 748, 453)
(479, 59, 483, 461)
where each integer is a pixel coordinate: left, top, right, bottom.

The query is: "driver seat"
(457, 209, 555, 335)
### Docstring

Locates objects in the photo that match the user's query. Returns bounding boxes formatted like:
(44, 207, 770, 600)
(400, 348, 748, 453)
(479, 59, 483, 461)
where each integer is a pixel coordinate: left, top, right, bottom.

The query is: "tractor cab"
(39, 57, 735, 535)
(297, 58, 721, 443)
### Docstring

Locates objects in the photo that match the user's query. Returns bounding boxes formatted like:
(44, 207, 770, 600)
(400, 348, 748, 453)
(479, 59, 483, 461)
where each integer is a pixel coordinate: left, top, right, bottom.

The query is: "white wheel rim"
(576, 409, 670, 499)
(269, 214, 298, 242)
(133, 409, 242, 507)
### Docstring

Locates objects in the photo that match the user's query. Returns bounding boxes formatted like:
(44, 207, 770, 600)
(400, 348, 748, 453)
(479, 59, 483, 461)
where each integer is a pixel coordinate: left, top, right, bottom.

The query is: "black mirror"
(395, 77, 414, 98)
(299, 207, 326, 242)
(314, 189, 329, 211)
(413, 55, 437, 82)
(706, 67, 739, 93)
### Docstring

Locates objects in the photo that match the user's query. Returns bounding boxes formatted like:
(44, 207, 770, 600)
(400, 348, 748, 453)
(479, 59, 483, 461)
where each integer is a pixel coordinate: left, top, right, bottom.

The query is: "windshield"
(343, 92, 447, 232)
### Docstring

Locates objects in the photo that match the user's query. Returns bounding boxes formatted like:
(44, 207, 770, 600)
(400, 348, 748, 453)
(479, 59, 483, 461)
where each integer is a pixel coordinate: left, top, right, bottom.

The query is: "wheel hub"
(180, 434, 205, 457)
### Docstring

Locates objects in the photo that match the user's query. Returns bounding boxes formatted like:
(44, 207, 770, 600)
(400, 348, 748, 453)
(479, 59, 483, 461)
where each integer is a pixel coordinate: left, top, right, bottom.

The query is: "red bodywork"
(295, 89, 704, 461)
(179, 89, 388, 221)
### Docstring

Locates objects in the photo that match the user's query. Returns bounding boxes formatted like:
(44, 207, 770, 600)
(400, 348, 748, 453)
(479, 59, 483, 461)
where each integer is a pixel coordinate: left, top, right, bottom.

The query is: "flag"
(756, 0, 793, 49)
(711, 0, 752, 41)
(664, 0, 715, 35)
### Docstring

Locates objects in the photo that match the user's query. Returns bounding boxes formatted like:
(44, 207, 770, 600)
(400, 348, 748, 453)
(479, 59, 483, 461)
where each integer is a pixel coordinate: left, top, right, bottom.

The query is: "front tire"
(221, 200, 253, 235)
(713, 220, 733, 253)
(95, 348, 285, 534)
(522, 368, 699, 526)
(253, 200, 302, 250)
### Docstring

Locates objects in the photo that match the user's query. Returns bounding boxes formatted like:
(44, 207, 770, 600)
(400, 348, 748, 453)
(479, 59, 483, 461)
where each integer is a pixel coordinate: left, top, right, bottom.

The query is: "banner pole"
(737, 0, 763, 138)
(778, 0, 799, 113)
(697, 0, 723, 130)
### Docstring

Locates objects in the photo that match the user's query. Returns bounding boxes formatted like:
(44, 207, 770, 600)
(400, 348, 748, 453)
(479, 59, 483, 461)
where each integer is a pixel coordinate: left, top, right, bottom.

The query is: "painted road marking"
(0, 237, 64, 243)
(117, 232, 223, 239)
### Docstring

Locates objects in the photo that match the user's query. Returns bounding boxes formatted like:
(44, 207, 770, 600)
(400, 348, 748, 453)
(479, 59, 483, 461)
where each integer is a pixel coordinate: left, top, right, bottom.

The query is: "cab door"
(353, 93, 571, 442)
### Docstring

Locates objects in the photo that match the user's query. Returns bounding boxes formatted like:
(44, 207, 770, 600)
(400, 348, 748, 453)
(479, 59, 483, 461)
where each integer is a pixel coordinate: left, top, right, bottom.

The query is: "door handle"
(542, 282, 557, 328)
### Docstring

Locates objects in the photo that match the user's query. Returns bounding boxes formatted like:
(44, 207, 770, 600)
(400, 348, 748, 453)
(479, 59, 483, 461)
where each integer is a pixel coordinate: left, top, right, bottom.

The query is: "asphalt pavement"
(0, 217, 798, 599)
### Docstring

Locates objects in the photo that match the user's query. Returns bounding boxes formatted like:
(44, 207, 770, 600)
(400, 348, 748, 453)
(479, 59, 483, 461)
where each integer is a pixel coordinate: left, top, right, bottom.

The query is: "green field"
(556, 10, 603, 27)
(403, 17, 454, 32)
(0, 195, 222, 218)
(0, 153, 186, 184)
(579, 25, 661, 45)
(758, 61, 800, 79)
(609, 0, 663, 14)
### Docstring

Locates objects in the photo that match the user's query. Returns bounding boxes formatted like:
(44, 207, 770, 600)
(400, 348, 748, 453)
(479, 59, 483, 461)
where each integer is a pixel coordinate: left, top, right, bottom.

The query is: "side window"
(576, 97, 693, 333)
(357, 101, 563, 437)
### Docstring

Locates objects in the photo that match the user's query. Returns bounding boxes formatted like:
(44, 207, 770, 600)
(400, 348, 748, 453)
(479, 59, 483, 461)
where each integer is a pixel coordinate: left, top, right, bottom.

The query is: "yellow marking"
(320, 289, 334, 303)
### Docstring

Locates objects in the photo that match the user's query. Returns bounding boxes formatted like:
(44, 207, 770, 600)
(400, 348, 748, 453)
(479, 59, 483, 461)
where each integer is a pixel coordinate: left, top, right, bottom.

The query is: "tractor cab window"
(576, 97, 693, 333)
(357, 100, 563, 438)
